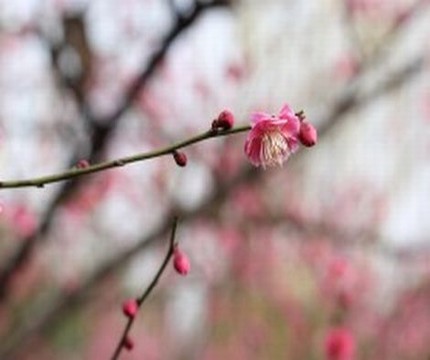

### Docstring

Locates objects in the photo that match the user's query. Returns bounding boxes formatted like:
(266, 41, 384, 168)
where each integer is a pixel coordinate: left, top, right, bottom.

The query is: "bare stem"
(0, 126, 250, 189)
(110, 217, 179, 360)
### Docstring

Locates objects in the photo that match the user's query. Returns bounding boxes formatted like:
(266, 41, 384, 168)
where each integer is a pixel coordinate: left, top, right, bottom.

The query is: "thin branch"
(350, 0, 430, 74)
(110, 217, 178, 360)
(0, 126, 250, 189)
(341, 1, 366, 61)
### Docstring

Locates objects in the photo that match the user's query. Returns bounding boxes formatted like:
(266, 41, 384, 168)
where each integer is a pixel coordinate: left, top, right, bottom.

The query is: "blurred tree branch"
(0, 0, 230, 302)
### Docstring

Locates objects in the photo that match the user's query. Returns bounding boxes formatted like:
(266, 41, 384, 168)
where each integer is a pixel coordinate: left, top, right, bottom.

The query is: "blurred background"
(0, 0, 430, 359)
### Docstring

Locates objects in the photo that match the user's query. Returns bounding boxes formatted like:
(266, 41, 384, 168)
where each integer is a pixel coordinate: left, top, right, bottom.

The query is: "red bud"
(173, 248, 191, 276)
(122, 299, 138, 318)
(213, 110, 235, 130)
(124, 336, 134, 351)
(76, 159, 90, 169)
(299, 122, 317, 147)
(173, 151, 187, 167)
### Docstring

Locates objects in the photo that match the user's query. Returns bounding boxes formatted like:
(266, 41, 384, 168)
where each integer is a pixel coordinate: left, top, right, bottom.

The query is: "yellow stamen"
(260, 130, 290, 168)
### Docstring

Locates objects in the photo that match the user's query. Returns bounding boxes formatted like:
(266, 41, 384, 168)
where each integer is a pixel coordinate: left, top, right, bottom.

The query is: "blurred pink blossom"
(333, 54, 359, 80)
(345, 0, 383, 16)
(324, 326, 356, 360)
(7, 204, 37, 237)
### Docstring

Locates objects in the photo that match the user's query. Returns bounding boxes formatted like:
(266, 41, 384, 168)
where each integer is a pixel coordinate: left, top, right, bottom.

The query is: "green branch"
(0, 126, 251, 189)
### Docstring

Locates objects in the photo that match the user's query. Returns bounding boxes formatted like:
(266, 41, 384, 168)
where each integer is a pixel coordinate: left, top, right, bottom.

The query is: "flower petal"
(244, 132, 263, 166)
(278, 104, 296, 120)
(287, 136, 299, 153)
(250, 111, 271, 125)
(280, 115, 300, 135)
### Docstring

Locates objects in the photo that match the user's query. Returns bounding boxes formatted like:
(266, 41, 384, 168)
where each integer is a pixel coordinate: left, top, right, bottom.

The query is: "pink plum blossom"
(244, 104, 300, 168)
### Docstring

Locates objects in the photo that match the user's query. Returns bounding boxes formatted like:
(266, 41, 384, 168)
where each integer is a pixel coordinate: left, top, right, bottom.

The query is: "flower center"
(260, 130, 290, 167)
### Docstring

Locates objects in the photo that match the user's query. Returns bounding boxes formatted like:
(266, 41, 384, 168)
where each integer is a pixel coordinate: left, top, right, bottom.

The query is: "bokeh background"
(1, 0, 430, 359)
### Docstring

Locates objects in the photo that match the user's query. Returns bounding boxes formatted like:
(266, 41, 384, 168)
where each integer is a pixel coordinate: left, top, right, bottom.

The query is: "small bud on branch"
(76, 159, 90, 169)
(299, 122, 318, 147)
(173, 151, 187, 167)
(122, 299, 138, 319)
(123, 336, 134, 351)
(212, 109, 235, 131)
(173, 246, 191, 276)
(110, 218, 179, 360)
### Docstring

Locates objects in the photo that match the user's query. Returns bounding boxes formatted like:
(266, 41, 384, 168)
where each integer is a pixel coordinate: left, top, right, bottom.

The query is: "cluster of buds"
(171, 110, 236, 168)
(171, 104, 316, 170)
(119, 299, 138, 352)
(118, 246, 190, 354)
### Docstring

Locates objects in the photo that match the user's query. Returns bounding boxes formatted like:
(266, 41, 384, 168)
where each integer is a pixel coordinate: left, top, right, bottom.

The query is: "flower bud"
(76, 159, 90, 169)
(212, 110, 235, 131)
(324, 327, 356, 360)
(173, 247, 190, 276)
(122, 299, 138, 318)
(173, 151, 187, 167)
(299, 122, 317, 147)
(124, 336, 134, 351)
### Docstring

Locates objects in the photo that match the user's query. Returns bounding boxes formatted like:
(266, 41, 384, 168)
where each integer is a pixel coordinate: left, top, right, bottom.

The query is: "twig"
(0, 126, 250, 189)
(110, 217, 178, 360)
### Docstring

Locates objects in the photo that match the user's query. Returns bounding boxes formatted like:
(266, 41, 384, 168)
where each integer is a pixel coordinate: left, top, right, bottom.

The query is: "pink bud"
(299, 122, 317, 147)
(324, 327, 356, 360)
(213, 110, 235, 130)
(122, 299, 138, 318)
(76, 159, 90, 169)
(123, 336, 134, 351)
(173, 151, 187, 167)
(173, 248, 190, 276)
